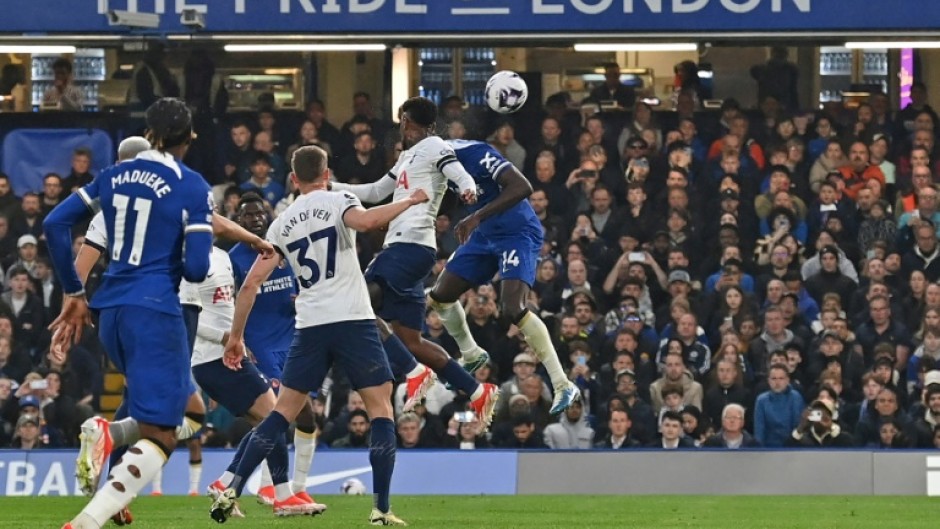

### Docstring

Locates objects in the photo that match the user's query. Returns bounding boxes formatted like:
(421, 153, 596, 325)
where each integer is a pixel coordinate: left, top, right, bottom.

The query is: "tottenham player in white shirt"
(332, 97, 499, 429)
(211, 145, 425, 525)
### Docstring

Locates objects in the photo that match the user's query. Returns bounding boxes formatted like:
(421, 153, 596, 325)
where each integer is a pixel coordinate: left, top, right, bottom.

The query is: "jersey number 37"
(286, 226, 338, 288)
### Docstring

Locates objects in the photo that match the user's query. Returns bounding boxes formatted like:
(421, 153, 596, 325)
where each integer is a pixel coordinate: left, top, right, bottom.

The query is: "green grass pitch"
(0, 495, 937, 528)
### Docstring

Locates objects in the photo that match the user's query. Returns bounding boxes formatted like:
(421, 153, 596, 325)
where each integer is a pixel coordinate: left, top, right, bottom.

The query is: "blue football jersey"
(229, 242, 297, 356)
(76, 152, 213, 315)
(447, 140, 541, 237)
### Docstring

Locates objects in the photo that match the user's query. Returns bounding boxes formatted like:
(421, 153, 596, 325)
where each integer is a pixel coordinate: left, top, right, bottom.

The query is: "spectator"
(649, 410, 695, 449)
(838, 141, 885, 201)
(443, 416, 491, 450)
(396, 412, 436, 449)
(787, 399, 855, 447)
(498, 414, 546, 449)
(41, 58, 83, 111)
(62, 148, 95, 193)
(544, 400, 594, 449)
(127, 42, 180, 111)
(805, 245, 857, 307)
(900, 218, 940, 282)
(854, 294, 911, 367)
(855, 386, 909, 447)
(252, 130, 288, 185)
(704, 403, 760, 448)
(2, 267, 45, 359)
(908, 379, 940, 448)
(0, 175, 18, 222)
(610, 369, 656, 443)
(331, 409, 371, 448)
(488, 120, 527, 170)
(750, 47, 799, 112)
(303, 99, 342, 150)
(39, 173, 64, 215)
(0, 337, 30, 383)
(588, 62, 635, 109)
(649, 349, 704, 415)
(703, 357, 752, 429)
(10, 194, 44, 242)
(335, 131, 385, 185)
(222, 121, 255, 187)
(8, 414, 47, 449)
(5, 234, 40, 281)
(754, 363, 805, 447)
(594, 407, 641, 449)
(285, 119, 333, 165)
(239, 151, 285, 207)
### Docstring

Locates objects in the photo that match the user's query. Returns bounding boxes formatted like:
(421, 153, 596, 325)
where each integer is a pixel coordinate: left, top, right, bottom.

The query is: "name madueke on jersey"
(280, 208, 332, 238)
(109, 169, 172, 198)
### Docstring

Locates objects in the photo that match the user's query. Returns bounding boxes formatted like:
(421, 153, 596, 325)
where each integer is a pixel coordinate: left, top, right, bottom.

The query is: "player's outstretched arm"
(441, 161, 478, 204)
(44, 194, 97, 351)
(224, 253, 280, 370)
(211, 212, 276, 259)
(331, 173, 397, 204)
(454, 166, 533, 244)
(343, 189, 429, 232)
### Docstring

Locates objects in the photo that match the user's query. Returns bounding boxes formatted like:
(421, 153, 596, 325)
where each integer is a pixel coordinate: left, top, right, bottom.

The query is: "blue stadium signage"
(1, 0, 937, 33)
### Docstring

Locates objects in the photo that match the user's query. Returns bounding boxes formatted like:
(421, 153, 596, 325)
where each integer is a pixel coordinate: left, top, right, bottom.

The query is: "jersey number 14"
(286, 226, 338, 288)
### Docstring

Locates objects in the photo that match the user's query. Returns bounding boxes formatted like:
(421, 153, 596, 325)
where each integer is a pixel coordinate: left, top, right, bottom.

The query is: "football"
(485, 70, 528, 114)
(341, 477, 366, 495)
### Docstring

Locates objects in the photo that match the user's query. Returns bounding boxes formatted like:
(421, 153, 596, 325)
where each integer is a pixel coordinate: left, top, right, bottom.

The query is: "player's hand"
(49, 296, 93, 352)
(408, 188, 430, 205)
(251, 237, 277, 260)
(459, 188, 478, 205)
(223, 338, 246, 370)
(454, 213, 481, 244)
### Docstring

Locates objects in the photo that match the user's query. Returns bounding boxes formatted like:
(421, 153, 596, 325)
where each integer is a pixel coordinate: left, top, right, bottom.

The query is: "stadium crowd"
(2, 72, 940, 453)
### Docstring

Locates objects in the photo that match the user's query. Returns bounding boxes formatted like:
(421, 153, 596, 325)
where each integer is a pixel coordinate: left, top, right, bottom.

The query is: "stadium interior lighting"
(845, 41, 940, 49)
(0, 45, 77, 54)
(225, 43, 387, 52)
(574, 43, 697, 52)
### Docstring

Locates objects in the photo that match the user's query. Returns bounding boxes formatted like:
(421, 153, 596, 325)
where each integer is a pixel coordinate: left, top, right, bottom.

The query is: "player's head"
(117, 136, 151, 162)
(399, 96, 437, 149)
(290, 145, 330, 187)
(144, 97, 195, 154)
(237, 191, 269, 236)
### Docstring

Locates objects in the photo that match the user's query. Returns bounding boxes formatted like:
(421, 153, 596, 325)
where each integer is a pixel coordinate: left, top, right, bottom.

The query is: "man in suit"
(588, 63, 636, 109)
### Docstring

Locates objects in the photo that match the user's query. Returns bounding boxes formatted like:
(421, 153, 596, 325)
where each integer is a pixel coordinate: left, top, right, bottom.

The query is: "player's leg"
(334, 320, 404, 526)
(184, 391, 206, 496)
(68, 308, 188, 529)
(428, 232, 496, 372)
(500, 278, 579, 414)
(212, 328, 329, 522)
(291, 397, 319, 498)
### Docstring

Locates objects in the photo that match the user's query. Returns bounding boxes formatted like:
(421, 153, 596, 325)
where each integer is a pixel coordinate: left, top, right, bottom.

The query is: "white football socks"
(71, 440, 167, 528)
(292, 429, 317, 494)
(518, 311, 569, 391)
(432, 299, 484, 361)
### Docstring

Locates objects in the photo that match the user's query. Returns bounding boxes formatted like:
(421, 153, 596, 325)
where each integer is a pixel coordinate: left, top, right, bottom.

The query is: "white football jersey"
(267, 190, 374, 328)
(85, 211, 107, 250)
(384, 135, 457, 248)
(187, 248, 236, 366)
(84, 211, 203, 309)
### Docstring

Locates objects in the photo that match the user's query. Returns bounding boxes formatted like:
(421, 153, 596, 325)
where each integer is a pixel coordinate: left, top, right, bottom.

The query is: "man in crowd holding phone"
(787, 399, 854, 447)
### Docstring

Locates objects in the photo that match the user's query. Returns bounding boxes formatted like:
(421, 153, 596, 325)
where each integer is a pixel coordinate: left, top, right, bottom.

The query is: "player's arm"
(183, 190, 215, 283)
(454, 165, 532, 244)
(343, 189, 429, 232)
(74, 244, 102, 285)
(197, 315, 230, 346)
(224, 253, 280, 370)
(331, 173, 397, 204)
(211, 212, 275, 259)
(44, 185, 100, 349)
(441, 156, 478, 203)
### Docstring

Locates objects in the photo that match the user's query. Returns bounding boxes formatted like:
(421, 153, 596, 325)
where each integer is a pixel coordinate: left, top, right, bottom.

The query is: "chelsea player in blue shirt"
(46, 98, 214, 529)
(429, 139, 580, 415)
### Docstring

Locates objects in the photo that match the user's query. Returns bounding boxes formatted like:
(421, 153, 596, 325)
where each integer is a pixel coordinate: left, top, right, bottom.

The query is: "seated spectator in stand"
(703, 357, 752, 429)
(908, 379, 940, 448)
(0, 336, 30, 384)
(900, 218, 940, 282)
(649, 349, 704, 414)
(498, 414, 546, 449)
(62, 147, 94, 193)
(32, 257, 62, 323)
(838, 141, 885, 201)
(680, 406, 711, 446)
(610, 369, 656, 443)
(443, 416, 491, 450)
(38, 370, 83, 445)
(239, 151, 285, 207)
(787, 399, 855, 447)
(10, 193, 44, 242)
(544, 399, 594, 449)
(396, 412, 438, 449)
(2, 267, 45, 360)
(594, 407, 641, 449)
(909, 326, 940, 394)
(805, 245, 857, 307)
(252, 130, 288, 185)
(648, 410, 695, 449)
(657, 383, 686, 426)
(39, 173, 64, 215)
(754, 363, 805, 447)
(0, 174, 20, 221)
(222, 121, 255, 187)
(331, 409, 371, 448)
(8, 414, 48, 449)
(704, 403, 760, 448)
(335, 131, 385, 184)
(854, 386, 909, 447)
(41, 58, 83, 111)
(5, 234, 40, 281)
